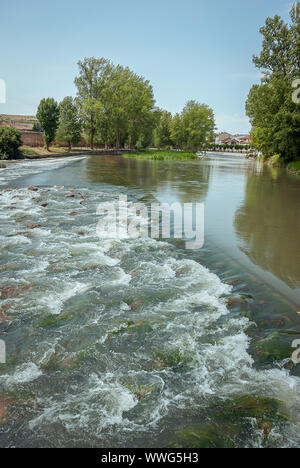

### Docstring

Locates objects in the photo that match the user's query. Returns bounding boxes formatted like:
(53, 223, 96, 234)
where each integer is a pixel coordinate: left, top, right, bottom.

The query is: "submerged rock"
(83, 264, 100, 271)
(1, 284, 32, 299)
(126, 384, 155, 401)
(212, 395, 289, 423)
(256, 315, 292, 328)
(129, 300, 143, 310)
(28, 186, 38, 192)
(152, 359, 168, 369)
(59, 354, 80, 370)
(26, 223, 41, 230)
(226, 294, 254, 307)
(39, 314, 72, 328)
(175, 395, 289, 448)
(110, 320, 152, 338)
(0, 394, 14, 425)
(0, 305, 12, 322)
(0, 264, 19, 272)
(250, 332, 293, 363)
(177, 423, 237, 448)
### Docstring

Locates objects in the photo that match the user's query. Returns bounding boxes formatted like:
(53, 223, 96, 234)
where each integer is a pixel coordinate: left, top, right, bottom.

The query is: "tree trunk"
(91, 129, 95, 150)
(116, 129, 121, 149)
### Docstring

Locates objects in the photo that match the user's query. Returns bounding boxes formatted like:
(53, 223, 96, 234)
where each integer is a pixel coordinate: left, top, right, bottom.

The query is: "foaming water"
(0, 157, 300, 447)
(0, 157, 86, 187)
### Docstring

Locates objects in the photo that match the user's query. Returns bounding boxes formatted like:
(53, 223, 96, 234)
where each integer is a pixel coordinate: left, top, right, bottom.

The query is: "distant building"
(0, 114, 42, 147)
(0, 114, 37, 131)
(215, 132, 232, 144)
(238, 135, 250, 145)
(215, 132, 250, 146)
(222, 137, 239, 145)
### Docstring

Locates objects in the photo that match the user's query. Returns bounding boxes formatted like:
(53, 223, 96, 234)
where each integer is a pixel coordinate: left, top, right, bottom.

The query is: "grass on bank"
(20, 146, 87, 158)
(287, 161, 300, 175)
(123, 149, 198, 160)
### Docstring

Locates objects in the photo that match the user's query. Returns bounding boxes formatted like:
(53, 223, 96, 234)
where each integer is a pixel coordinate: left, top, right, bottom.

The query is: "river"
(0, 153, 299, 448)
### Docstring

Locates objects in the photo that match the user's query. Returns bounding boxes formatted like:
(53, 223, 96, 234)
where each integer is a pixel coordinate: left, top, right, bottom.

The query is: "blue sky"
(0, 0, 293, 133)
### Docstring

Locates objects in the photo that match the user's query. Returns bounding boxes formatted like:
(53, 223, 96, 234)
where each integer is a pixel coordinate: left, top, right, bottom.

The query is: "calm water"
(0, 153, 300, 447)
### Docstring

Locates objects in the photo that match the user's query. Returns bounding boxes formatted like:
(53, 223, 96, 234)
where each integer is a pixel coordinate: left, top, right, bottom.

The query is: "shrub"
(287, 161, 300, 174)
(0, 127, 22, 160)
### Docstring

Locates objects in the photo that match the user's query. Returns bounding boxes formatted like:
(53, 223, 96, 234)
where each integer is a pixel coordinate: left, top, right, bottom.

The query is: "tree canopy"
(56, 96, 82, 150)
(35, 57, 216, 152)
(75, 58, 155, 149)
(36, 98, 59, 151)
(246, 3, 300, 161)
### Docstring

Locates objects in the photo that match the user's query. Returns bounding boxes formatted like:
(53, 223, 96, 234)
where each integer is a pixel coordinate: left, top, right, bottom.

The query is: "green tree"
(170, 113, 183, 149)
(75, 58, 156, 149)
(56, 97, 82, 151)
(181, 100, 215, 152)
(75, 57, 111, 149)
(253, 15, 294, 77)
(126, 74, 155, 149)
(36, 98, 59, 151)
(0, 127, 22, 160)
(290, 2, 300, 72)
(32, 122, 42, 132)
(154, 110, 173, 148)
(246, 4, 300, 161)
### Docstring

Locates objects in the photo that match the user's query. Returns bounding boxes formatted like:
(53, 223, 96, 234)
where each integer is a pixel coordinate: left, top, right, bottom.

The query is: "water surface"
(0, 154, 300, 448)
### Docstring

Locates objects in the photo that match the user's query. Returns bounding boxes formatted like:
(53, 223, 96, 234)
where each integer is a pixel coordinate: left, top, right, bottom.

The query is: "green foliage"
(153, 110, 173, 147)
(246, 3, 300, 161)
(181, 100, 215, 152)
(36, 98, 59, 150)
(75, 57, 155, 149)
(21, 148, 40, 157)
(124, 149, 198, 160)
(252, 15, 295, 77)
(287, 160, 300, 174)
(32, 122, 42, 132)
(153, 102, 215, 152)
(170, 113, 184, 148)
(56, 96, 82, 150)
(0, 127, 22, 160)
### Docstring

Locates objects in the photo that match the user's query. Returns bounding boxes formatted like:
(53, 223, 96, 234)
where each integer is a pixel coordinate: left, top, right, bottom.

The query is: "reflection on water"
(19, 154, 300, 304)
(84, 155, 212, 204)
(235, 164, 300, 290)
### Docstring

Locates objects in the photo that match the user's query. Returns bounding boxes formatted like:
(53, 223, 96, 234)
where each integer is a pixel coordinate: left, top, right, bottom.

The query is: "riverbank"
(21, 146, 135, 159)
(0, 146, 136, 162)
(287, 161, 300, 175)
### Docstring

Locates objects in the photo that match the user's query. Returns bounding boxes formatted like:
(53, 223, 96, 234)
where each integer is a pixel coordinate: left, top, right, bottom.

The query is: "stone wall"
(21, 132, 44, 147)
